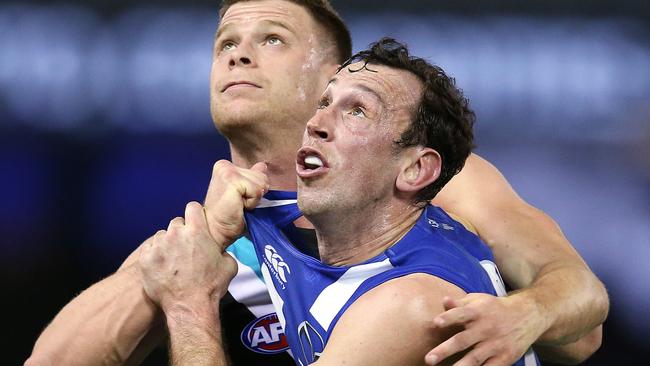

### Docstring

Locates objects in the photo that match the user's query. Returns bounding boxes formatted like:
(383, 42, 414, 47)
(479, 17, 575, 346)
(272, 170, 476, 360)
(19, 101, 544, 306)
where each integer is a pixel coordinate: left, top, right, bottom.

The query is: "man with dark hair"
(27, 1, 606, 366)
(343, 40, 476, 201)
(138, 37, 540, 365)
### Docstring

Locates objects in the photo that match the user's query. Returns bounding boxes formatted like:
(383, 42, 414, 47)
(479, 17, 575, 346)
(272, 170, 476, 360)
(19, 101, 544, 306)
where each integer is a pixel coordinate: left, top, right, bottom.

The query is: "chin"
(297, 189, 336, 220)
(297, 192, 320, 217)
(214, 104, 265, 129)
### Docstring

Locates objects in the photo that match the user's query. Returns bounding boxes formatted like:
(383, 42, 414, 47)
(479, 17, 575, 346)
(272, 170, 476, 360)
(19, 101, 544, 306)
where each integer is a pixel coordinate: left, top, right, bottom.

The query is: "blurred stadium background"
(1, 0, 648, 364)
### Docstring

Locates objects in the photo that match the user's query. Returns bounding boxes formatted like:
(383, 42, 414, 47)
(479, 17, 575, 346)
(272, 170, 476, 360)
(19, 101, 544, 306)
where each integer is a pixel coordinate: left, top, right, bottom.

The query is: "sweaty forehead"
(220, 1, 310, 30)
(336, 62, 423, 108)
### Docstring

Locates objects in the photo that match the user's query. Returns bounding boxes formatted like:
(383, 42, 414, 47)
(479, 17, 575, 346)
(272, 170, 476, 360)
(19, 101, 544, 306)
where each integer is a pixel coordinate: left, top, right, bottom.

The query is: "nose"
(228, 42, 255, 69)
(306, 112, 333, 141)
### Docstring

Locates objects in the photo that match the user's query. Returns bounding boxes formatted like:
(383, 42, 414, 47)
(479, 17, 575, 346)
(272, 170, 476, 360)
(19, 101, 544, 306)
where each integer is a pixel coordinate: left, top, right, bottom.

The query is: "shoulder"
(434, 153, 521, 211)
(433, 153, 549, 235)
(314, 274, 466, 366)
(355, 274, 466, 317)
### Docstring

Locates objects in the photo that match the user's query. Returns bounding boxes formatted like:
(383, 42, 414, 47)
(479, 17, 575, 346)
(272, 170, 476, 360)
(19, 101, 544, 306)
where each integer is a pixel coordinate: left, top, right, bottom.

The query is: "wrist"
(205, 214, 241, 249)
(164, 296, 220, 332)
(164, 296, 227, 365)
(508, 290, 553, 342)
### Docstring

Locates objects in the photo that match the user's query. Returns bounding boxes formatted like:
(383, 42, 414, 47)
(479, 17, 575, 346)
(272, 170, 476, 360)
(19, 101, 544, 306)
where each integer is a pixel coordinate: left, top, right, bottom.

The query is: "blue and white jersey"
(244, 190, 539, 366)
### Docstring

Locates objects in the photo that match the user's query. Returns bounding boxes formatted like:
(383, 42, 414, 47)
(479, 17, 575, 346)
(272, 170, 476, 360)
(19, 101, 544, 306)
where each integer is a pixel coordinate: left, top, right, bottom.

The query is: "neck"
(226, 124, 303, 191)
(313, 200, 423, 266)
(230, 143, 298, 190)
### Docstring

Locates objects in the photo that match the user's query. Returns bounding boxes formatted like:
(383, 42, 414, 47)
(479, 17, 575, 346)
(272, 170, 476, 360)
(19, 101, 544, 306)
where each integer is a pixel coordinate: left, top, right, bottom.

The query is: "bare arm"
(26, 237, 166, 366)
(139, 203, 236, 366)
(534, 325, 603, 364)
(138, 161, 269, 365)
(164, 299, 229, 366)
(427, 153, 608, 364)
(314, 274, 466, 366)
(26, 160, 269, 366)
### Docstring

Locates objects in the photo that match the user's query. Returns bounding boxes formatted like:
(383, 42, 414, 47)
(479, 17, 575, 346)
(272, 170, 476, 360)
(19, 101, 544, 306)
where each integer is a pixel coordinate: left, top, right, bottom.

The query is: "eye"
(266, 36, 283, 45)
(317, 98, 330, 110)
(350, 106, 366, 117)
(221, 41, 236, 52)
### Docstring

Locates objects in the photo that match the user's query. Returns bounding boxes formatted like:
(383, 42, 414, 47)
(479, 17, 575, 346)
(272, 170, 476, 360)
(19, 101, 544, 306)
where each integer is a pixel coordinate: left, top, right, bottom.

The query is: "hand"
(204, 160, 269, 248)
(425, 293, 547, 366)
(139, 201, 237, 312)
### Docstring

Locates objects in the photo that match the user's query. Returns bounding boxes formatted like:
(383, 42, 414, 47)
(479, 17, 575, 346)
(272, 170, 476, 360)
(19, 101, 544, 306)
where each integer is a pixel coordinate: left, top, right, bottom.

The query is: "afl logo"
(264, 244, 291, 283)
(241, 313, 289, 354)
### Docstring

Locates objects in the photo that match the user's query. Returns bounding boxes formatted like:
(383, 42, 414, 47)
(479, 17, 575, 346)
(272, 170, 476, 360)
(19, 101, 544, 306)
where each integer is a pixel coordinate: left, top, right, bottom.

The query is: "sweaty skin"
(427, 154, 606, 365)
(26, 1, 607, 365)
(211, 0, 337, 190)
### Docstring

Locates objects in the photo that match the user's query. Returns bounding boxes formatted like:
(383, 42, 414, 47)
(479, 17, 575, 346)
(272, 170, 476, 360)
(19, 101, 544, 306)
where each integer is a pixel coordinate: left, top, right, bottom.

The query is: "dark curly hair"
(339, 38, 476, 204)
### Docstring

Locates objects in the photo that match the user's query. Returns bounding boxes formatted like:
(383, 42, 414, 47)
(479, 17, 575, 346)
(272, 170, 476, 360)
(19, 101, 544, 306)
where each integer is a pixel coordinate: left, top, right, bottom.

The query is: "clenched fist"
(204, 160, 269, 248)
(139, 201, 238, 312)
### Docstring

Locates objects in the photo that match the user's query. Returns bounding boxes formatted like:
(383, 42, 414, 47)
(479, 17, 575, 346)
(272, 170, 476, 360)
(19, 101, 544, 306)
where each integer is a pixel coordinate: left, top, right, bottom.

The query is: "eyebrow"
(328, 77, 385, 105)
(215, 23, 232, 42)
(215, 19, 295, 42)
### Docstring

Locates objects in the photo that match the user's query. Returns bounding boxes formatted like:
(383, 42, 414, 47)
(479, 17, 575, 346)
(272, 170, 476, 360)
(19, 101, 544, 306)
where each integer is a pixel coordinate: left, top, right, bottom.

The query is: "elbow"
(536, 325, 603, 365)
(593, 278, 610, 325)
(24, 353, 54, 366)
(566, 326, 603, 364)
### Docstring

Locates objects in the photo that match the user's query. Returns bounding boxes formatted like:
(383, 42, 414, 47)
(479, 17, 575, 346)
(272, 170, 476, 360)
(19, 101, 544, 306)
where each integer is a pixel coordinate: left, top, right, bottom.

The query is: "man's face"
(211, 0, 336, 137)
(296, 62, 423, 216)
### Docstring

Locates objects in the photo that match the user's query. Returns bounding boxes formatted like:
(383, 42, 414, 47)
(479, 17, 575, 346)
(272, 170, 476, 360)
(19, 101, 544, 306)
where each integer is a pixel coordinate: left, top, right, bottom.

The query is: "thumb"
(250, 162, 268, 173)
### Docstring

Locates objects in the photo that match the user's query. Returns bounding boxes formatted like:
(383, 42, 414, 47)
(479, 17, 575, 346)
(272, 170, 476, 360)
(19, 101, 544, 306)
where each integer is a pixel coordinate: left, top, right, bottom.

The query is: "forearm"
(512, 260, 608, 345)
(431, 154, 608, 364)
(165, 298, 228, 366)
(27, 265, 161, 366)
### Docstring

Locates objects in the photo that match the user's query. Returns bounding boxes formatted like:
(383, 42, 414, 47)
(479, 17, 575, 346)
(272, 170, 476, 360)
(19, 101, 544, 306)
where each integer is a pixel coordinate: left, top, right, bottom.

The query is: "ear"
(395, 148, 442, 195)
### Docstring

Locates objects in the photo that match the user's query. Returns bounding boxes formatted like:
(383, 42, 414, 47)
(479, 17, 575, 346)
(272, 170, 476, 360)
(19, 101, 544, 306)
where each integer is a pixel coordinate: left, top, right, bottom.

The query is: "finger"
(434, 305, 476, 327)
(235, 179, 266, 209)
(425, 331, 481, 365)
(482, 355, 510, 366)
(167, 217, 185, 231)
(142, 230, 167, 262)
(184, 201, 208, 231)
(239, 175, 269, 198)
(442, 296, 459, 311)
(451, 345, 495, 366)
(243, 184, 267, 209)
(444, 293, 480, 309)
(153, 229, 167, 242)
(243, 196, 263, 210)
(238, 167, 270, 194)
(145, 233, 157, 249)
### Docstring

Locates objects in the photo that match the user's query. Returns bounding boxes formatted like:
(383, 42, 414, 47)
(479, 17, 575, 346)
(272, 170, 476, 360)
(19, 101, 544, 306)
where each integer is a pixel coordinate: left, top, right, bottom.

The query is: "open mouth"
(296, 147, 329, 178)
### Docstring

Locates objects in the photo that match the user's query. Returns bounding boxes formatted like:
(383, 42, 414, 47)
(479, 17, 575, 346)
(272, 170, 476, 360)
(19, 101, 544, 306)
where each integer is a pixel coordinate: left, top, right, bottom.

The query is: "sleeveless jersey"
(243, 190, 539, 366)
(219, 235, 295, 364)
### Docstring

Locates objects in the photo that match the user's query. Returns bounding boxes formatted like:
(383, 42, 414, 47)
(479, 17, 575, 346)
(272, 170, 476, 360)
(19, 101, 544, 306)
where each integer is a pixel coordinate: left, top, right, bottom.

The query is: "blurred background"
(1, 0, 648, 364)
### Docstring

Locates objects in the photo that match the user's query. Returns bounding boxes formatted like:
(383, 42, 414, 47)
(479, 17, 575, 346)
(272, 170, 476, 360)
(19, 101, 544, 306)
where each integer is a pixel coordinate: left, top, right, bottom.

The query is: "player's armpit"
(313, 274, 466, 366)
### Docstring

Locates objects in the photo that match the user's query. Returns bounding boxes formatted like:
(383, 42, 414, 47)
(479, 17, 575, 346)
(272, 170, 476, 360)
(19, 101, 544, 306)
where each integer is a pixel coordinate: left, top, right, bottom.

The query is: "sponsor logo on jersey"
(264, 244, 291, 287)
(296, 320, 324, 366)
(240, 313, 289, 354)
(428, 218, 454, 230)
